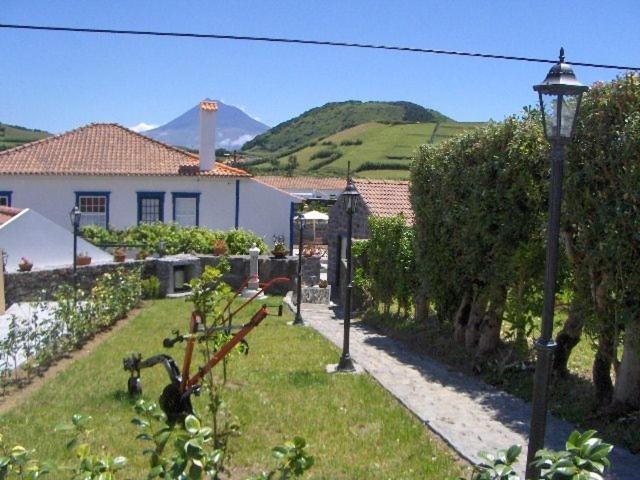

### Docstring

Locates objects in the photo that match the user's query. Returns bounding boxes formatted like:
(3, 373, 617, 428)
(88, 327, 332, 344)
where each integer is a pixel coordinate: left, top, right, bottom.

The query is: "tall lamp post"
(293, 205, 307, 325)
(526, 48, 588, 478)
(336, 175, 359, 372)
(69, 206, 81, 284)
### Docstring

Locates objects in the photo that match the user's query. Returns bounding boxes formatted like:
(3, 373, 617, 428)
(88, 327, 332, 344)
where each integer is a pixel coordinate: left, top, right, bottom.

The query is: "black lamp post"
(337, 175, 360, 372)
(293, 205, 307, 325)
(1, 249, 7, 272)
(69, 206, 82, 279)
(526, 48, 588, 478)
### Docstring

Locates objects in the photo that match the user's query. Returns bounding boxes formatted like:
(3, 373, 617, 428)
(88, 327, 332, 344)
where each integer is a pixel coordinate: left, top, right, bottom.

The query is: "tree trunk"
(553, 297, 585, 377)
(453, 291, 472, 344)
(592, 272, 614, 407)
(476, 287, 508, 358)
(465, 292, 488, 351)
(613, 321, 640, 410)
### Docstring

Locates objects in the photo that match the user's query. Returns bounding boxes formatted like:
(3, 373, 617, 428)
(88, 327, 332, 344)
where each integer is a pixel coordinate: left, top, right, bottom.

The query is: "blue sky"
(1, 0, 639, 133)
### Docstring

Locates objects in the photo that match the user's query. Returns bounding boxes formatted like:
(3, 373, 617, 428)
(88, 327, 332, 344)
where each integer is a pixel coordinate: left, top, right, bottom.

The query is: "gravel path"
(295, 300, 640, 479)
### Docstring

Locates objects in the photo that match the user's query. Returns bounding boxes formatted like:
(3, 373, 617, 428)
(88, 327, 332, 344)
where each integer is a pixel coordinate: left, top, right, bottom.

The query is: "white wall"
(238, 179, 300, 247)
(1, 175, 299, 247)
(0, 209, 112, 272)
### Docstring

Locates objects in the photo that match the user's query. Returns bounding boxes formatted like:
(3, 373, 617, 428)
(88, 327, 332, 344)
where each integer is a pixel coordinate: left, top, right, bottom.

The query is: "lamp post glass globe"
(534, 48, 589, 143)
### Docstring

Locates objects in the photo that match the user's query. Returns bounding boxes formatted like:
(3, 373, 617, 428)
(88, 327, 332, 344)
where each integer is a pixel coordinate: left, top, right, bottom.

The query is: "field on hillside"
(0, 123, 49, 151)
(250, 121, 482, 179)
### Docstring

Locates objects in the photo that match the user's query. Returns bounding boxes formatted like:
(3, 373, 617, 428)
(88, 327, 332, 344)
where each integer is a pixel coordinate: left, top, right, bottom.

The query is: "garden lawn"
(0, 298, 463, 479)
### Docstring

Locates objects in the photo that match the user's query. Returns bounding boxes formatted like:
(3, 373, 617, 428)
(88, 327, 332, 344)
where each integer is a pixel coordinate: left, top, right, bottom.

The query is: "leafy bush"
(307, 152, 342, 171)
(354, 215, 416, 315)
(465, 430, 613, 480)
(339, 138, 363, 146)
(82, 224, 267, 255)
(310, 149, 335, 160)
(355, 161, 408, 172)
(141, 276, 162, 299)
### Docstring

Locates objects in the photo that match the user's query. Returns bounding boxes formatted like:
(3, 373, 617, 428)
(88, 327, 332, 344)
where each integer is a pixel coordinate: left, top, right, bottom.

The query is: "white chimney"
(199, 100, 218, 171)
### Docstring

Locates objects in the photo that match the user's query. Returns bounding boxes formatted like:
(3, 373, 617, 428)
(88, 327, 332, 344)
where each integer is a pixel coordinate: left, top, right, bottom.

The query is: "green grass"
(0, 122, 49, 151)
(250, 121, 482, 179)
(0, 299, 463, 479)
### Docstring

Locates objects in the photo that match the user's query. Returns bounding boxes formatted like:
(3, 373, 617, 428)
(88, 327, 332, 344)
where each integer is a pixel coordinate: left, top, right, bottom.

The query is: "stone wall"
(4, 255, 321, 306)
(326, 195, 370, 302)
(199, 255, 321, 295)
(5, 260, 157, 305)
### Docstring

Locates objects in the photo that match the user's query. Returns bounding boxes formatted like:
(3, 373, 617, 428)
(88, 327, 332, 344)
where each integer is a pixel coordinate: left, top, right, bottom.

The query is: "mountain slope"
(247, 120, 484, 180)
(144, 100, 269, 150)
(0, 122, 50, 151)
(242, 100, 452, 155)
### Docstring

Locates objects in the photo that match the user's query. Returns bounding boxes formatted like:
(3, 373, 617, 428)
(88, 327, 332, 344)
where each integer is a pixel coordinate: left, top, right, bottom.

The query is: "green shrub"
(355, 161, 408, 172)
(307, 152, 342, 171)
(82, 224, 267, 256)
(339, 138, 363, 146)
(141, 276, 162, 299)
(310, 149, 335, 160)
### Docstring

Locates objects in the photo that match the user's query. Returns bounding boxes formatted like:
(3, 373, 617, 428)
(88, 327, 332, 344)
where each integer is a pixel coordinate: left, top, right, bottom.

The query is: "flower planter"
(76, 256, 92, 266)
(18, 262, 33, 272)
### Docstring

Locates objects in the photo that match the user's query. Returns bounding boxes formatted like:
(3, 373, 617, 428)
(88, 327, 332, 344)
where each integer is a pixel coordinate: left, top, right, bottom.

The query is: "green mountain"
(242, 100, 452, 156)
(248, 121, 484, 180)
(0, 123, 50, 151)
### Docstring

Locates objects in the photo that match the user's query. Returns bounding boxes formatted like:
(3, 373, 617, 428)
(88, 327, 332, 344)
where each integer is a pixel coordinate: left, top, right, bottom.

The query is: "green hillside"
(0, 122, 50, 151)
(249, 121, 483, 179)
(242, 100, 452, 156)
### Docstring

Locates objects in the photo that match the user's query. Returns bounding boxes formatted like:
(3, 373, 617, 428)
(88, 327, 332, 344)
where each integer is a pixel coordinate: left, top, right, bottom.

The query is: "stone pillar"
(241, 244, 265, 298)
(0, 249, 5, 314)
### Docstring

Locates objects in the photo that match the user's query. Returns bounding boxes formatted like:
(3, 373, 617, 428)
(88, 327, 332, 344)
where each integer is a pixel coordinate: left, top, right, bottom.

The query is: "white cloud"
(129, 122, 159, 133)
(218, 134, 257, 148)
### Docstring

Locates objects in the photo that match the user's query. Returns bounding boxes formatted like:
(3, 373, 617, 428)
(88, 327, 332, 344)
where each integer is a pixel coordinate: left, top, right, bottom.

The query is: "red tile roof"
(353, 179, 414, 225)
(257, 176, 345, 191)
(0, 206, 23, 225)
(0, 123, 250, 177)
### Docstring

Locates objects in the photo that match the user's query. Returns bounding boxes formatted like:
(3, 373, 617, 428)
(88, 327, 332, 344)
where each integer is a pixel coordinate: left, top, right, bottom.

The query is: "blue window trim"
(234, 180, 240, 229)
(171, 192, 200, 226)
(137, 191, 165, 224)
(0, 191, 12, 207)
(75, 191, 110, 228)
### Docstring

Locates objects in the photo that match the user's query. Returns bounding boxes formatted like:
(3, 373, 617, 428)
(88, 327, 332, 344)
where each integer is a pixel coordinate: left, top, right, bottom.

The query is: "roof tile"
(257, 176, 345, 191)
(0, 123, 249, 178)
(353, 179, 414, 225)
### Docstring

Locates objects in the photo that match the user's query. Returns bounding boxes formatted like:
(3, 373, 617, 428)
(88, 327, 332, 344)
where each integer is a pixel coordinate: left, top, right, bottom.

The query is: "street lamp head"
(534, 48, 589, 143)
(342, 178, 360, 214)
(69, 206, 81, 229)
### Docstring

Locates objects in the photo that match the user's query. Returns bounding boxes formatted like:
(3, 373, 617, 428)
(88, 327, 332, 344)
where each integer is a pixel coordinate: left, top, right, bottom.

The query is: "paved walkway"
(297, 301, 640, 479)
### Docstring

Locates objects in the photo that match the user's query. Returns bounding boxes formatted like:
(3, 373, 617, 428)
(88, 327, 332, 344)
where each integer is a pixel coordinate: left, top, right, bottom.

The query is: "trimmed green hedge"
(81, 223, 268, 255)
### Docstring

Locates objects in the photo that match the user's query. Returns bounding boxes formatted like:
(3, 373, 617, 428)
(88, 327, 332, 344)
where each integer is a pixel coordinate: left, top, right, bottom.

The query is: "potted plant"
(18, 256, 33, 272)
(113, 247, 126, 263)
(135, 249, 149, 261)
(319, 279, 328, 289)
(212, 238, 228, 256)
(272, 235, 287, 259)
(76, 252, 92, 266)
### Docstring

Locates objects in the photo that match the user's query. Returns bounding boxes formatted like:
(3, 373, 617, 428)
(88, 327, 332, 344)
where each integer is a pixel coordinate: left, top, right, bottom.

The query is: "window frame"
(75, 191, 110, 229)
(171, 192, 200, 227)
(0, 191, 12, 207)
(137, 191, 165, 225)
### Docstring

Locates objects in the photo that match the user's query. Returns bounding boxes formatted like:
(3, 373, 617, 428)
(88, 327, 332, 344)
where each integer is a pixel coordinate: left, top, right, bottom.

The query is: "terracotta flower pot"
(76, 255, 92, 266)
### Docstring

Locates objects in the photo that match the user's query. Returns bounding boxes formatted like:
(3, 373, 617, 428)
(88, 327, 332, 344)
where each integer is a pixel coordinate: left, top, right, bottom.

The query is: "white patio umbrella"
(294, 210, 329, 243)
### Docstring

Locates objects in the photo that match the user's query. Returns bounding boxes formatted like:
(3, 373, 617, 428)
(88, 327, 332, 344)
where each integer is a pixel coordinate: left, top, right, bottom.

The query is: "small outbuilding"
(326, 179, 414, 300)
(0, 206, 111, 272)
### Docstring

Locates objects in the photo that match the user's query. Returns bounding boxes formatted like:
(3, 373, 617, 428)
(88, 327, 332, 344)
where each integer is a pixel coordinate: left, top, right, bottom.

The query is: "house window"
(137, 192, 165, 224)
(75, 192, 110, 228)
(172, 192, 200, 227)
(0, 191, 11, 207)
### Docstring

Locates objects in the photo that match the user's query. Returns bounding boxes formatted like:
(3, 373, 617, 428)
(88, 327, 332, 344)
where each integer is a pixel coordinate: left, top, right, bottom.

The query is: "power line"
(1, 23, 638, 71)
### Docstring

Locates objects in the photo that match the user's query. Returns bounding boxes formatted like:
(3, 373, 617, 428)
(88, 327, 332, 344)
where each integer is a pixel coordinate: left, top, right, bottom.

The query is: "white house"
(0, 206, 112, 272)
(0, 101, 301, 249)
